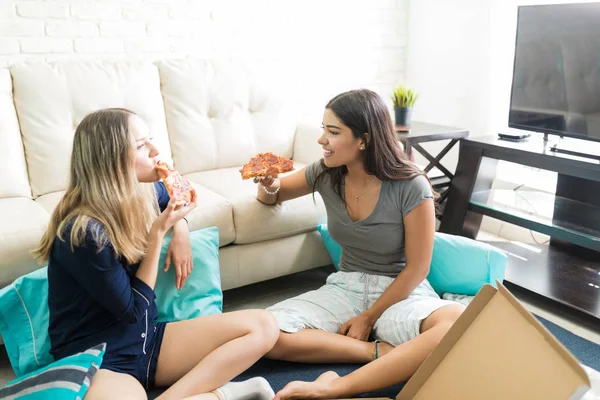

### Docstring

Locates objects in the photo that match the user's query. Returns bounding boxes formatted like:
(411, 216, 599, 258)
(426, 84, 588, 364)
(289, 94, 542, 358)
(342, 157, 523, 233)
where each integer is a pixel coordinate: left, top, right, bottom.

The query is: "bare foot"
(315, 371, 340, 383)
(374, 341, 395, 359)
(273, 371, 340, 400)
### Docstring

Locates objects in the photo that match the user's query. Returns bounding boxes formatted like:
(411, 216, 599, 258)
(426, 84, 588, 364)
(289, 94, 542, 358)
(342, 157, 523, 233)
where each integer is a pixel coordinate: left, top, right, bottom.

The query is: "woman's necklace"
(347, 176, 377, 203)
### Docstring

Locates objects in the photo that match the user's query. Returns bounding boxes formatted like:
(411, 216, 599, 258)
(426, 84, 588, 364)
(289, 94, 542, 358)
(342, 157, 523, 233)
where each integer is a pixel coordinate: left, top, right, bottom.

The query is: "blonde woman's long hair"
(32, 108, 159, 265)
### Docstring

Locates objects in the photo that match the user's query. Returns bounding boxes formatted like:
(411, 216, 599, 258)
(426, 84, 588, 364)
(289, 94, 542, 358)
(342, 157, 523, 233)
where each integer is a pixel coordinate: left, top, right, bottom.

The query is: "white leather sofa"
(0, 59, 332, 291)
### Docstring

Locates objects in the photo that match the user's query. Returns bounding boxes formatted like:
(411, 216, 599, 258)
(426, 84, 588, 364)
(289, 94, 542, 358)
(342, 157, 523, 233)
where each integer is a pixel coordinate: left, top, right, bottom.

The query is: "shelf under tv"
(439, 134, 600, 321)
(482, 241, 600, 319)
(547, 139, 600, 162)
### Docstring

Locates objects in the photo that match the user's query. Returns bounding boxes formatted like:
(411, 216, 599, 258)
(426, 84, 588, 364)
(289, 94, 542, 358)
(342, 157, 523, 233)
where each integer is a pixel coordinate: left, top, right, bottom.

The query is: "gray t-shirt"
(306, 161, 433, 277)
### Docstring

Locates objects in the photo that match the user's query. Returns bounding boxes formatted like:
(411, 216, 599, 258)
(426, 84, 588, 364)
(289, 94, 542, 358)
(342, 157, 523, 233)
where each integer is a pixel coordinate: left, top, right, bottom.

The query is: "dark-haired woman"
(253, 89, 465, 399)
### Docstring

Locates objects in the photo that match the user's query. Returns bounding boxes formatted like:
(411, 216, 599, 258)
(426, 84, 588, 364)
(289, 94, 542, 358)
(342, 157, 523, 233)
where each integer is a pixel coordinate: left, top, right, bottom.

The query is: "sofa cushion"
(0, 68, 30, 199)
(186, 165, 326, 245)
(10, 61, 172, 197)
(157, 59, 297, 175)
(185, 183, 235, 247)
(35, 185, 236, 247)
(35, 191, 65, 214)
(218, 231, 332, 290)
(0, 199, 50, 287)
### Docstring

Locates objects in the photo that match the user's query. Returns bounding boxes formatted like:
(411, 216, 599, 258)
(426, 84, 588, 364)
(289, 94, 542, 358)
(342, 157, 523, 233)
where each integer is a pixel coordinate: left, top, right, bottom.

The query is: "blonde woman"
(253, 89, 465, 399)
(33, 108, 279, 400)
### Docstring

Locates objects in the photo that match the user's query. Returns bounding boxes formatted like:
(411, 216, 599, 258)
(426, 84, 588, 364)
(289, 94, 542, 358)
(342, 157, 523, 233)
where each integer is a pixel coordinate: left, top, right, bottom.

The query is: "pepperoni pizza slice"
(155, 160, 193, 207)
(240, 152, 294, 180)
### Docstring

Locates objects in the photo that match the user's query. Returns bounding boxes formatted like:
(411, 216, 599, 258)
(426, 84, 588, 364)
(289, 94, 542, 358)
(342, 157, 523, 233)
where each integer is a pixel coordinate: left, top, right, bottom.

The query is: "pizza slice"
(240, 152, 294, 180)
(155, 160, 193, 207)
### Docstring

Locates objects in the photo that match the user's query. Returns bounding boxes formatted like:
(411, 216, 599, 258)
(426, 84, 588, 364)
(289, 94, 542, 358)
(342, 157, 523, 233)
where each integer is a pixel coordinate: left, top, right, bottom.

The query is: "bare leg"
(155, 309, 279, 400)
(85, 369, 147, 400)
(265, 329, 394, 363)
(181, 395, 219, 400)
(182, 395, 219, 400)
(274, 304, 465, 399)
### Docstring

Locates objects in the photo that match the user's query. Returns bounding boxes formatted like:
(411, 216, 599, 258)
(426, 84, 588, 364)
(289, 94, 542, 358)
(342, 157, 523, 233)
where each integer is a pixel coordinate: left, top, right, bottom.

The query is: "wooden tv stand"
(439, 134, 600, 321)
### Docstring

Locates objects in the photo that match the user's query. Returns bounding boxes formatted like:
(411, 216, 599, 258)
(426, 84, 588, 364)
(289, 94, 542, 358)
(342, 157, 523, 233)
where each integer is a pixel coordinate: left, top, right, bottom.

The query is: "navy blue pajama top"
(48, 182, 170, 361)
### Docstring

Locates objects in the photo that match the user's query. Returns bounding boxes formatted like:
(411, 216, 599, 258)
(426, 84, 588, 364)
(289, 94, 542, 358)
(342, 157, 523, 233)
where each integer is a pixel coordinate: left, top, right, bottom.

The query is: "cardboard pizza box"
(395, 282, 591, 400)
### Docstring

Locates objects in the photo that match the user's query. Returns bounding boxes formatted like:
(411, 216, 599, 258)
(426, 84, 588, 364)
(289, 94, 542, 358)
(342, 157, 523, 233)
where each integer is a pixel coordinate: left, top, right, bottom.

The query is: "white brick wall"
(0, 0, 408, 116)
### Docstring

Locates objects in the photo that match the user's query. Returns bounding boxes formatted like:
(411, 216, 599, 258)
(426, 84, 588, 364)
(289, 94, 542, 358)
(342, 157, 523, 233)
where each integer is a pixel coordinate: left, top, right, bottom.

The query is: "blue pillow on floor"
(316, 224, 341, 270)
(0, 227, 223, 377)
(315, 224, 507, 296)
(0, 343, 105, 400)
(0, 267, 53, 376)
(428, 232, 507, 296)
(154, 226, 223, 322)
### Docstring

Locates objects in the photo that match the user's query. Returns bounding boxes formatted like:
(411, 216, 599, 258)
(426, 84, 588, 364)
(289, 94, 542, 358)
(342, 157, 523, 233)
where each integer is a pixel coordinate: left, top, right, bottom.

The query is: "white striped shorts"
(267, 271, 459, 346)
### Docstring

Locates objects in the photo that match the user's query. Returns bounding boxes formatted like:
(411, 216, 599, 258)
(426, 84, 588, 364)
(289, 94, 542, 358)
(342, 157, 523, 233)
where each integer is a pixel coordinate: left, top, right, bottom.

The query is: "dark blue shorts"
(100, 321, 168, 390)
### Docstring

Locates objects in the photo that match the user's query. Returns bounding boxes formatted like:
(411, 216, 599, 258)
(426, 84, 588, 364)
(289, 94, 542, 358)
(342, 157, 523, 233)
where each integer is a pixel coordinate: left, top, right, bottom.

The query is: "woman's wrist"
(173, 218, 188, 232)
(150, 224, 166, 240)
(362, 309, 380, 324)
(261, 179, 281, 196)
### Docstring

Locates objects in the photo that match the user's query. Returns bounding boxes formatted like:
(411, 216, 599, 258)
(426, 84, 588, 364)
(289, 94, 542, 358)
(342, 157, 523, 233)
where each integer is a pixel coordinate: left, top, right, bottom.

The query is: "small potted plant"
(391, 84, 418, 131)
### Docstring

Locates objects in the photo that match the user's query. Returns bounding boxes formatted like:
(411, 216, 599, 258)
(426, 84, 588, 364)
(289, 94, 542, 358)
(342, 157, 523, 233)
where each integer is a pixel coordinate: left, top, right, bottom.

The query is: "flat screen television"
(509, 2, 600, 143)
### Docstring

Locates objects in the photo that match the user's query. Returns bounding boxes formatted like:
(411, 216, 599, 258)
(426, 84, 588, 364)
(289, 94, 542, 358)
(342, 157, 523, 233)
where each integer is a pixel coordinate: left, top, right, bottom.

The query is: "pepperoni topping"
(265, 166, 279, 176)
(266, 154, 280, 164)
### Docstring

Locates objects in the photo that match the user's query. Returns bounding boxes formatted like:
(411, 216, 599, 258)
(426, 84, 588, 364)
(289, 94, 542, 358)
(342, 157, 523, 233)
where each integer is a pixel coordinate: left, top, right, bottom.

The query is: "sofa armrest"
(292, 122, 323, 165)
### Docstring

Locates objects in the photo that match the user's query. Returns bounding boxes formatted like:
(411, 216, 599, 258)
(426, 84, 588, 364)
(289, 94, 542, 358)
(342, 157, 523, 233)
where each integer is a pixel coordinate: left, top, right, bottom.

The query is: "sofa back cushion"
(10, 61, 172, 198)
(0, 68, 31, 199)
(157, 59, 297, 174)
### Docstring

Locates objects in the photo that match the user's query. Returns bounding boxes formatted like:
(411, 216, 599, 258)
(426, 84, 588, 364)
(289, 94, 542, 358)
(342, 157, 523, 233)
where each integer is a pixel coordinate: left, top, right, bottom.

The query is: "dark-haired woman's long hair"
(313, 89, 439, 203)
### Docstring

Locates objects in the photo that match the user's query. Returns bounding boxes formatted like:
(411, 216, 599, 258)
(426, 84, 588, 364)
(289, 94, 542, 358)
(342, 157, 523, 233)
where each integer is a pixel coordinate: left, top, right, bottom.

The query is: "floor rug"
(148, 314, 599, 399)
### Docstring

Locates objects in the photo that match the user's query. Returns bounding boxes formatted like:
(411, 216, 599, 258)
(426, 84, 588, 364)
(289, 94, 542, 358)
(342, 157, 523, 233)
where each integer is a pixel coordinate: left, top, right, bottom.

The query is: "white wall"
(407, 0, 493, 136)
(406, 0, 599, 242)
(0, 0, 409, 119)
(405, 0, 493, 172)
(407, 0, 599, 176)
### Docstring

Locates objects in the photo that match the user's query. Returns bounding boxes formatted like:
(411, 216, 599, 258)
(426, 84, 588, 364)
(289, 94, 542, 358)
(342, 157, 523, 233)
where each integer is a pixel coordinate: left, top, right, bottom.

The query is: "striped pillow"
(0, 343, 105, 400)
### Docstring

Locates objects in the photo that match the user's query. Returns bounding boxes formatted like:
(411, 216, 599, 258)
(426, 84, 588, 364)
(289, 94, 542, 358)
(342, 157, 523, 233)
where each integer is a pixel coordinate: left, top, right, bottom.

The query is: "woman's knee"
(421, 303, 465, 333)
(247, 309, 280, 350)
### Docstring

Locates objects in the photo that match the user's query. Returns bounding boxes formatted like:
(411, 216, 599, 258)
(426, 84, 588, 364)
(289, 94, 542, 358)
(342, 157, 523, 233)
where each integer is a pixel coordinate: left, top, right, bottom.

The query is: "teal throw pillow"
(0, 267, 53, 377)
(428, 232, 507, 296)
(0, 343, 105, 400)
(315, 224, 507, 296)
(0, 227, 223, 377)
(316, 224, 341, 270)
(154, 226, 223, 322)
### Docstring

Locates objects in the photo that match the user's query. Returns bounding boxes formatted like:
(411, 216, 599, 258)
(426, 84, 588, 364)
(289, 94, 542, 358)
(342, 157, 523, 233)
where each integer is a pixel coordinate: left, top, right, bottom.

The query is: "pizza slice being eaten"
(155, 160, 194, 207)
(240, 152, 295, 180)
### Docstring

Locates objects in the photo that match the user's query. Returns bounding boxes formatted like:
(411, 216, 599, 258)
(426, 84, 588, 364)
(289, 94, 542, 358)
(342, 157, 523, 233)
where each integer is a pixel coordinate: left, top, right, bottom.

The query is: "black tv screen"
(509, 2, 600, 142)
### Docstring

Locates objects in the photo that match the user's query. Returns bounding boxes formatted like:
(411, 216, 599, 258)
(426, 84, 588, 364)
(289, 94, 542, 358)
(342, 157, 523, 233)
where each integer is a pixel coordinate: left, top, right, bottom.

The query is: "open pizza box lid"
(395, 282, 591, 400)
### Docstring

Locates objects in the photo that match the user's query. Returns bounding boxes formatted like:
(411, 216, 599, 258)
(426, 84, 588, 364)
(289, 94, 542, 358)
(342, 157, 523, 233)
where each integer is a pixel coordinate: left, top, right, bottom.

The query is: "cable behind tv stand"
(541, 132, 600, 161)
(440, 134, 600, 322)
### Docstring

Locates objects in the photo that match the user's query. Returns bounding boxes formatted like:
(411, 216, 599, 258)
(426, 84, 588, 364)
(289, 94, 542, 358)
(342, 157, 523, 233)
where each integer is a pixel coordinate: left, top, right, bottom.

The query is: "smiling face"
(130, 114, 160, 182)
(318, 108, 365, 168)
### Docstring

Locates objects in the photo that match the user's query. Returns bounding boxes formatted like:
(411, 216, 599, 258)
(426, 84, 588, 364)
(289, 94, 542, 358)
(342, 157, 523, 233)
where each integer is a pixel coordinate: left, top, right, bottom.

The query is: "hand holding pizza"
(253, 174, 278, 188)
(153, 160, 197, 235)
(152, 193, 197, 236)
(155, 160, 194, 208)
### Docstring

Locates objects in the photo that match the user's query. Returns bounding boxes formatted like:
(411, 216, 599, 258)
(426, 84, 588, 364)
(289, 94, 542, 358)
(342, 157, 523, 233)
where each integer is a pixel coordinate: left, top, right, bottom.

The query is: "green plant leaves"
(391, 84, 418, 108)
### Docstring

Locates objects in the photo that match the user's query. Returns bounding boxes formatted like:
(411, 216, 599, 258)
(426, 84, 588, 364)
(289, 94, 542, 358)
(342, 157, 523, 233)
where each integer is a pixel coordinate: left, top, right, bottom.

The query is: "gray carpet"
(148, 314, 600, 399)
